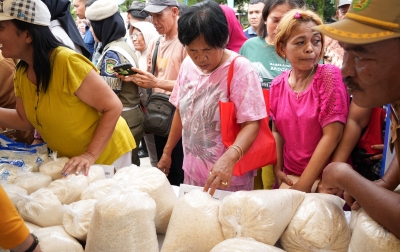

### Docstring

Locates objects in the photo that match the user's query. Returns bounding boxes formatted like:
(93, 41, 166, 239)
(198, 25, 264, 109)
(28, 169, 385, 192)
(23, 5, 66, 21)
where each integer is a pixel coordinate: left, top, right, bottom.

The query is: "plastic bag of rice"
(17, 188, 63, 227)
(80, 178, 116, 200)
(24, 221, 41, 232)
(86, 165, 106, 184)
(1, 183, 27, 208)
(112, 165, 177, 234)
(161, 190, 225, 252)
(348, 208, 400, 252)
(33, 225, 84, 252)
(48, 174, 88, 204)
(210, 237, 285, 252)
(280, 193, 351, 252)
(85, 189, 158, 252)
(39, 153, 69, 181)
(219, 189, 305, 245)
(13, 172, 52, 194)
(62, 199, 96, 241)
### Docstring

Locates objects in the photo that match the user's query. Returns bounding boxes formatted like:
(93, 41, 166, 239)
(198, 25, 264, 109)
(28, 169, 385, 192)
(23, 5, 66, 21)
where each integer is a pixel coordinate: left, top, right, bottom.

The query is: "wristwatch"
(25, 233, 39, 252)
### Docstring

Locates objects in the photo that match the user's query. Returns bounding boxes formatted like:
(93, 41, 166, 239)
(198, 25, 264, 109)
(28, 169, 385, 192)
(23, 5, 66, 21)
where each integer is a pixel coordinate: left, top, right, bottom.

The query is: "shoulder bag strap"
(227, 56, 243, 101)
(147, 36, 163, 97)
(108, 45, 137, 68)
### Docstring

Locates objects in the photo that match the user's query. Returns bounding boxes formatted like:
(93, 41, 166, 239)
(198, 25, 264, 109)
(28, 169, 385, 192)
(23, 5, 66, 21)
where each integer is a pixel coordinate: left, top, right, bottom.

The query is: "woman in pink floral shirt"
(157, 1, 267, 195)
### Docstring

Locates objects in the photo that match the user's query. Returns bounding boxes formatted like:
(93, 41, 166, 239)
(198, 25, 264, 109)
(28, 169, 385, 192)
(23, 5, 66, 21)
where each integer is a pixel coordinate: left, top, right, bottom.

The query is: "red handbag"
(219, 56, 277, 176)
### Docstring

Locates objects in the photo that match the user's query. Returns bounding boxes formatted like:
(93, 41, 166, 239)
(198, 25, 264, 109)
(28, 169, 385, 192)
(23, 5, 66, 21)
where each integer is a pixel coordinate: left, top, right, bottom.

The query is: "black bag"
(143, 93, 176, 137)
(143, 36, 175, 137)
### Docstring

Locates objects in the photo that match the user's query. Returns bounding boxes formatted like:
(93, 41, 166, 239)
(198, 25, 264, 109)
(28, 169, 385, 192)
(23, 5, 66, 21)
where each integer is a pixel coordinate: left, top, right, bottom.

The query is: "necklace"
(289, 65, 315, 99)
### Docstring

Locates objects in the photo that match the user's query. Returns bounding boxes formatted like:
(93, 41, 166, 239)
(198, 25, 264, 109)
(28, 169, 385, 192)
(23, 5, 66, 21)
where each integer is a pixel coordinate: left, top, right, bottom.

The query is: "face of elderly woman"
(131, 28, 145, 52)
(282, 21, 322, 71)
(0, 21, 31, 59)
(186, 34, 225, 74)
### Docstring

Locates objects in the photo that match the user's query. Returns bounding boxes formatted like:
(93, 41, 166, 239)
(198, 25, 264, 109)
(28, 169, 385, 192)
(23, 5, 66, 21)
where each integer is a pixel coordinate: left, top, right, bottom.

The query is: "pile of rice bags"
(48, 174, 88, 204)
(112, 165, 177, 233)
(219, 189, 305, 245)
(161, 190, 225, 252)
(85, 190, 158, 252)
(280, 193, 351, 252)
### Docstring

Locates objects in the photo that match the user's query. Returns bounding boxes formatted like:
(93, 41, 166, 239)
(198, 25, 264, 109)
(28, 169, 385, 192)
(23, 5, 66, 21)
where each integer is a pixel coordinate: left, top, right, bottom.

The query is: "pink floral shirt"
(170, 52, 267, 186)
(270, 64, 349, 176)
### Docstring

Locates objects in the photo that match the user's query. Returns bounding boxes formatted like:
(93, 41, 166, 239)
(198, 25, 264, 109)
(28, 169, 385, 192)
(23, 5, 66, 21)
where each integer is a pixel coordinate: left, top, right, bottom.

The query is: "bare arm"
(321, 161, 400, 239)
(0, 98, 34, 131)
(158, 109, 183, 175)
(117, 67, 175, 92)
(10, 234, 42, 252)
(293, 121, 344, 192)
(332, 102, 372, 162)
(204, 120, 260, 196)
(272, 121, 292, 187)
(61, 69, 123, 176)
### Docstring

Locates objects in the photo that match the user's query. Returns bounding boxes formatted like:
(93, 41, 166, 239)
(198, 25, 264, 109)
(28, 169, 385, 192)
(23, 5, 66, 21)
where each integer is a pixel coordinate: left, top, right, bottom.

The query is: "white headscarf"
(130, 21, 159, 71)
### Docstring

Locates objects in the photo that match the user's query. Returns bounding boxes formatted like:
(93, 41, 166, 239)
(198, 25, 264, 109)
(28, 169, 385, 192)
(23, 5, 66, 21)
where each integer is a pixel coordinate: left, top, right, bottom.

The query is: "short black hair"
(259, 0, 305, 38)
(249, 0, 265, 5)
(178, 0, 228, 48)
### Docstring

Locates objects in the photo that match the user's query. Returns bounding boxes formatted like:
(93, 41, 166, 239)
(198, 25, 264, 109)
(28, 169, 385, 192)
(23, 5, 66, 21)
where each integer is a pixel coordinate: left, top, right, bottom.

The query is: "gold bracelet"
(228, 144, 243, 161)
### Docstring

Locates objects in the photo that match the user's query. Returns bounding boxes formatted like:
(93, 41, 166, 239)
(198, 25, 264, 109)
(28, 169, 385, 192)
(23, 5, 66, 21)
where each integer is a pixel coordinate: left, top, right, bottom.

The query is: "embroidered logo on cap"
(352, 0, 370, 12)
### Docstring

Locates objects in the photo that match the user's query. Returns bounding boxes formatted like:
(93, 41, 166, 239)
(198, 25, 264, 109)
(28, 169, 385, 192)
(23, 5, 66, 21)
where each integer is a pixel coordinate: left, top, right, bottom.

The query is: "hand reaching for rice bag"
(61, 151, 96, 177)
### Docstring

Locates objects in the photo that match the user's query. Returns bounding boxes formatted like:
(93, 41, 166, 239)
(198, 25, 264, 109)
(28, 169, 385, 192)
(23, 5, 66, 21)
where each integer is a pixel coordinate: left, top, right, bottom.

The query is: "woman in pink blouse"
(270, 9, 349, 193)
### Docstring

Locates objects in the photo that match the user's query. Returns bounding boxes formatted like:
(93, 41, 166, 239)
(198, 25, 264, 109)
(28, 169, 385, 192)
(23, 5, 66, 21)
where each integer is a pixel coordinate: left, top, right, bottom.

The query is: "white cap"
(338, 0, 352, 8)
(85, 0, 119, 21)
(0, 0, 51, 26)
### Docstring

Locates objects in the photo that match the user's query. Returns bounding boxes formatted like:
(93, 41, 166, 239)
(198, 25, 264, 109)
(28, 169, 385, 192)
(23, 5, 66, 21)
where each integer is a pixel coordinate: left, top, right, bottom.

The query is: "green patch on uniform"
(105, 58, 118, 75)
(352, 0, 370, 12)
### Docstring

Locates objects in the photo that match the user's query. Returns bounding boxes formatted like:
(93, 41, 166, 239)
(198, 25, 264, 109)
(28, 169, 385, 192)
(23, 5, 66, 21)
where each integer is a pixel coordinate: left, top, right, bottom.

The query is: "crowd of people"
(1, 0, 400, 249)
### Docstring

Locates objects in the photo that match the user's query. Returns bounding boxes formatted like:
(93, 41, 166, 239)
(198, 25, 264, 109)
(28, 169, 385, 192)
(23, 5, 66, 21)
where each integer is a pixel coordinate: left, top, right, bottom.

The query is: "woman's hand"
(61, 152, 96, 177)
(204, 155, 235, 196)
(370, 144, 384, 160)
(317, 181, 344, 196)
(115, 67, 158, 89)
(274, 170, 293, 188)
(158, 153, 172, 176)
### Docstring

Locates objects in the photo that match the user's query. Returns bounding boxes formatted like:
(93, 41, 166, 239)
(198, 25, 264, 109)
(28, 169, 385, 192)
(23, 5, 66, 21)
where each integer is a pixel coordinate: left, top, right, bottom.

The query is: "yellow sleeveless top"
(14, 47, 135, 164)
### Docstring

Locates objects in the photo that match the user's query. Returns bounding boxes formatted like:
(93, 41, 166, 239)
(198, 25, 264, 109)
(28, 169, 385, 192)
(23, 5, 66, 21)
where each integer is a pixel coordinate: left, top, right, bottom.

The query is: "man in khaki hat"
(315, 0, 400, 239)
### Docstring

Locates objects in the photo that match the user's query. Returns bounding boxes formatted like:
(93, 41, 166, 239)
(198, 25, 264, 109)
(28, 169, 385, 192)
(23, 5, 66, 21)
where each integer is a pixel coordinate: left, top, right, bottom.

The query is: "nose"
(341, 51, 356, 78)
(305, 42, 314, 54)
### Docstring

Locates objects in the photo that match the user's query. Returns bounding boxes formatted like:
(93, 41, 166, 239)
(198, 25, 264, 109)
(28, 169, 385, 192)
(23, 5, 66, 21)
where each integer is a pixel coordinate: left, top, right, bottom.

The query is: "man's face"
(247, 2, 264, 31)
(341, 38, 400, 108)
(336, 4, 350, 21)
(149, 6, 178, 35)
(73, 0, 86, 19)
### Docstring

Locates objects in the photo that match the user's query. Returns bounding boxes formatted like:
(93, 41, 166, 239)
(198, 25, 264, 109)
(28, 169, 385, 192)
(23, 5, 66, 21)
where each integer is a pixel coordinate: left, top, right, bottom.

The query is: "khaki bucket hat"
(313, 0, 400, 44)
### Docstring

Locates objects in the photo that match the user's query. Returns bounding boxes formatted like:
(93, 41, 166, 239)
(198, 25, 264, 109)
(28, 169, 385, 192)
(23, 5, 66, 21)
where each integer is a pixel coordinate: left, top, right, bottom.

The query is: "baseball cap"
(128, 1, 148, 19)
(143, 0, 179, 13)
(0, 0, 51, 26)
(313, 0, 400, 44)
(337, 0, 351, 8)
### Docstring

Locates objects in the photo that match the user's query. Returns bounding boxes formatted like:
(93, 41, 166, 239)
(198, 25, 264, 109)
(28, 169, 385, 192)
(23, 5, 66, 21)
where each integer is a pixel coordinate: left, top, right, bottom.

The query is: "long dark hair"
(12, 20, 64, 93)
(258, 0, 305, 38)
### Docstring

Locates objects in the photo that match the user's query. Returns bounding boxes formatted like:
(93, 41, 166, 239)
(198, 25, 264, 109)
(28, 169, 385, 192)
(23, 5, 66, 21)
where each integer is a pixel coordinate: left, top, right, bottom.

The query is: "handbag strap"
(147, 36, 163, 97)
(227, 56, 243, 99)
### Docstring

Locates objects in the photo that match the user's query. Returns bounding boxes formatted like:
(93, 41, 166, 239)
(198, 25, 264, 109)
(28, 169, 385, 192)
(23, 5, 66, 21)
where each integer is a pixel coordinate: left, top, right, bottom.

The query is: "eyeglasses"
(130, 32, 142, 40)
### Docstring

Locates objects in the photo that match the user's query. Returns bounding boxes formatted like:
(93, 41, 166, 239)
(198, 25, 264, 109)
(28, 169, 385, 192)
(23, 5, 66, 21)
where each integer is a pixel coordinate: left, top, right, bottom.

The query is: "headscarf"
(90, 12, 127, 53)
(219, 5, 247, 53)
(41, 0, 91, 59)
(130, 21, 159, 71)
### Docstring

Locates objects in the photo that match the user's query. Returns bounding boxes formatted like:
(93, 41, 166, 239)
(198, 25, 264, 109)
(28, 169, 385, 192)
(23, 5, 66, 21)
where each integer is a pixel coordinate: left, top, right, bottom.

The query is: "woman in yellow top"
(0, 0, 135, 176)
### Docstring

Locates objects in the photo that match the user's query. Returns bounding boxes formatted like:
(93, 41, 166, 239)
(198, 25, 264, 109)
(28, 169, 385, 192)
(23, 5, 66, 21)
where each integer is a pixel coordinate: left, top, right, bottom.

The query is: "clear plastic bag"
(85, 189, 158, 252)
(1, 182, 27, 208)
(17, 188, 63, 227)
(48, 174, 88, 204)
(349, 208, 400, 252)
(80, 178, 116, 200)
(210, 237, 285, 252)
(112, 165, 177, 234)
(39, 152, 69, 180)
(86, 165, 106, 183)
(161, 190, 225, 252)
(13, 171, 52, 194)
(280, 193, 351, 252)
(62, 199, 96, 241)
(219, 189, 305, 245)
(33, 225, 84, 252)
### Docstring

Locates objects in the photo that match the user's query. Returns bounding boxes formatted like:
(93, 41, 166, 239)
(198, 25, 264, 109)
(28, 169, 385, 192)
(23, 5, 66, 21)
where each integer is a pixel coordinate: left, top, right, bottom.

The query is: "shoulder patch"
(352, 0, 370, 12)
(105, 58, 118, 75)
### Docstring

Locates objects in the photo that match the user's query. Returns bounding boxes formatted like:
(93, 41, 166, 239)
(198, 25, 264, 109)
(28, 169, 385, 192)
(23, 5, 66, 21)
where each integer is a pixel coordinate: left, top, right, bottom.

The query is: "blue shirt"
(83, 26, 95, 55)
(243, 26, 257, 39)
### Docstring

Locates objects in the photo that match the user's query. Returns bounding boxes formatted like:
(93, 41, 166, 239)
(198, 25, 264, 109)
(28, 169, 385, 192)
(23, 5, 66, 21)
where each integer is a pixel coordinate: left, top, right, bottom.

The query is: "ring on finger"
(75, 172, 79, 175)
(221, 181, 228, 186)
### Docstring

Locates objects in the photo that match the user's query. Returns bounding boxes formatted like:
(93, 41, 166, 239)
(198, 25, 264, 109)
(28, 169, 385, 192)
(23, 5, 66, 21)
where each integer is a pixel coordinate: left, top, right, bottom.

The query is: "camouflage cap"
(313, 0, 400, 44)
(143, 0, 178, 13)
